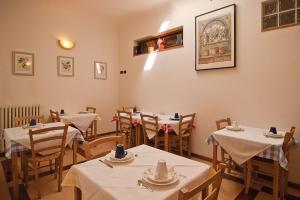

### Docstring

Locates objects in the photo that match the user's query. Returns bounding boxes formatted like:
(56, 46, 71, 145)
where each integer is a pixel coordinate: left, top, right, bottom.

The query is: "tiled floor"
(1, 147, 300, 200)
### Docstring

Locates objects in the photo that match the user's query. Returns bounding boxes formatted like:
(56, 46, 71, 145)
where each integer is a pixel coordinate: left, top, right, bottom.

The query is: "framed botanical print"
(195, 4, 236, 70)
(94, 61, 107, 80)
(57, 56, 74, 77)
(12, 51, 34, 76)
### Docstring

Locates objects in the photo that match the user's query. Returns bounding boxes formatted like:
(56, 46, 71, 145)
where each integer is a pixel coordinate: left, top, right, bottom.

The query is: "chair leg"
(33, 162, 41, 199)
(58, 157, 63, 192)
(24, 158, 29, 188)
(284, 169, 289, 197)
(245, 160, 252, 194)
(154, 136, 158, 148)
(50, 160, 53, 173)
(179, 138, 183, 156)
(188, 136, 191, 158)
(54, 158, 58, 179)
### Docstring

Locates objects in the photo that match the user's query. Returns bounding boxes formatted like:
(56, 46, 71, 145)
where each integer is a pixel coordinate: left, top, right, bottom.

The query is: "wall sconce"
(58, 39, 75, 50)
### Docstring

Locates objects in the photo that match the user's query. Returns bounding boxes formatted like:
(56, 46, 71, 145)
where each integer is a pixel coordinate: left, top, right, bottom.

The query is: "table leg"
(164, 130, 169, 151)
(273, 160, 279, 200)
(12, 152, 19, 200)
(73, 140, 78, 164)
(136, 125, 140, 146)
(212, 144, 217, 170)
(93, 119, 97, 140)
(74, 187, 82, 200)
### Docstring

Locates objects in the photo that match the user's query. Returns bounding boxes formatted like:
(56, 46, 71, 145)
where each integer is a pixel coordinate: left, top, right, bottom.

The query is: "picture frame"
(12, 51, 34, 76)
(94, 61, 107, 80)
(195, 4, 236, 70)
(57, 56, 74, 77)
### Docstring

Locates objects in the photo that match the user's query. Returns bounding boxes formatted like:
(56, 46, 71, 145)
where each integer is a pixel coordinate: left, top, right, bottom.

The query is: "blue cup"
(174, 113, 179, 119)
(29, 119, 37, 126)
(60, 109, 64, 115)
(115, 144, 127, 159)
(133, 107, 137, 113)
(270, 127, 277, 134)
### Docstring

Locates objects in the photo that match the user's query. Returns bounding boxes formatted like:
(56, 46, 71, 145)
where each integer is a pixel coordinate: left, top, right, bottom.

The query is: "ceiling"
(85, 0, 172, 17)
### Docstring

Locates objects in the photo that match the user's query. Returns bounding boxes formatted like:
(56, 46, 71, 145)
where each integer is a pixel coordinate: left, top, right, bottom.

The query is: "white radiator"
(0, 105, 40, 152)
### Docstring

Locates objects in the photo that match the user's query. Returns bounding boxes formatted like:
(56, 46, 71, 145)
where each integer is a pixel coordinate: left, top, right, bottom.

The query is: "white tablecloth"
(207, 126, 286, 165)
(62, 145, 210, 200)
(60, 113, 100, 132)
(4, 122, 82, 157)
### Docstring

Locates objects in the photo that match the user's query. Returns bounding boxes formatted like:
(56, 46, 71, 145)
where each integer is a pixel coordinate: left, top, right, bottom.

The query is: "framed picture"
(195, 4, 236, 70)
(57, 56, 74, 77)
(94, 61, 107, 80)
(12, 51, 34, 76)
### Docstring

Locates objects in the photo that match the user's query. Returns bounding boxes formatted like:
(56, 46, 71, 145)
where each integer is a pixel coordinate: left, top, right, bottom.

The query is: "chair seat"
(25, 151, 61, 163)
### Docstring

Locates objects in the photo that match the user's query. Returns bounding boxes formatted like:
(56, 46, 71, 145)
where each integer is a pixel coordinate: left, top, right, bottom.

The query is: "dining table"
(206, 125, 292, 200)
(62, 144, 211, 200)
(3, 122, 84, 200)
(113, 112, 191, 151)
(60, 112, 101, 140)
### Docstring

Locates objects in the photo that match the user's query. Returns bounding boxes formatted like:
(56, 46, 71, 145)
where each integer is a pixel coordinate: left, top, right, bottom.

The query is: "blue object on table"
(270, 127, 277, 134)
(115, 144, 127, 159)
(174, 113, 179, 119)
(29, 119, 37, 126)
(133, 107, 137, 113)
(60, 109, 64, 114)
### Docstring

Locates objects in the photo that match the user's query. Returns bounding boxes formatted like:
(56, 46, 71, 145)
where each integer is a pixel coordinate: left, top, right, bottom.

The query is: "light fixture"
(58, 39, 75, 50)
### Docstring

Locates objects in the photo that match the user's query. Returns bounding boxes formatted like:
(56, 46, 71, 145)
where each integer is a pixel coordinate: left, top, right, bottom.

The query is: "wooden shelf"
(133, 26, 183, 56)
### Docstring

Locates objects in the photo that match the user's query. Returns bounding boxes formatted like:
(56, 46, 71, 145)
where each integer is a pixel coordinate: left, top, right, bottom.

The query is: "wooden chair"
(23, 125, 68, 199)
(122, 106, 135, 112)
(178, 163, 226, 200)
(169, 113, 195, 157)
(140, 114, 165, 149)
(117, 110, 134, 148)
(85, 106, 97, 140)
(14, 115, 45, 127)
(245, 126, 296, 199)
(86, 106, 96, 113)
(50, 109, 60, 122)
(216, 118, 233, 173)
(78, 135, 125, 160)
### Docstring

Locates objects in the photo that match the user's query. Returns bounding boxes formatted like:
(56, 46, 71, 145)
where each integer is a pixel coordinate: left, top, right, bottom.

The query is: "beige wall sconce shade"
(58, 39, 75, 50)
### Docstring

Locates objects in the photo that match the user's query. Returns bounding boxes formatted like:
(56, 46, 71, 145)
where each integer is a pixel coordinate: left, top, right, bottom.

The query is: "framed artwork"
(195, 4, 236, 70)
(12, 51, 34, 76)
(94, 61, 107, 80)
(57, 56, 74, 77)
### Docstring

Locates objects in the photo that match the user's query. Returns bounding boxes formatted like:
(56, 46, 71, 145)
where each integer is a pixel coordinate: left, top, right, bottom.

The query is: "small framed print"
(12, 51, 34, 76)
(57, 56, 74, 77)
(94, 61, 107, 80)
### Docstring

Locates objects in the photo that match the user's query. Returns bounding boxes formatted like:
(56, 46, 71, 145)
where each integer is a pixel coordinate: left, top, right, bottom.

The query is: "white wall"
(0, 0, 120, 133)
(119, 0, 300, 183)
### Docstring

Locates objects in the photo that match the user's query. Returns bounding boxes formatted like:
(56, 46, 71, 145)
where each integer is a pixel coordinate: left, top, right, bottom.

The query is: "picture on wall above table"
(94, 61, 107, 80)
(195, 4, 236, 70)
(12, 51, 34, 76)
(57, 56, 74, 77)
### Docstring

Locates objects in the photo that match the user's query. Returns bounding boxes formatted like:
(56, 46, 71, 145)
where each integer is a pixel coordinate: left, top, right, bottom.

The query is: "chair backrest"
(122, 106, 134, 112)
(178, 113, 196, 137)
(82, 135, 125, 160)
(50, 109, 60, 122)
(117, 110, 133, 134)
(178, 163, 226, 200)
(86, 106, 96, 113)
(29, 125, 68, 160)
(14, 115, 44, 127)
(282, 126, 296, 155)
(216, 118, 231, 130)
(140, 114, 159, 140)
